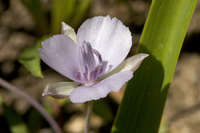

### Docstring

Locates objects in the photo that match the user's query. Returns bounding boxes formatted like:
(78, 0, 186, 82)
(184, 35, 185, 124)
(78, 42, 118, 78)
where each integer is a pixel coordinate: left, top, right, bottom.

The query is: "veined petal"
(77, 16, 132, 72)
(42, 82, 80, 98)
(69, 71, 133, 103)
(39, 35, 81, 82)
(61, 22, 77, 43)
(101, 54, 148, 79)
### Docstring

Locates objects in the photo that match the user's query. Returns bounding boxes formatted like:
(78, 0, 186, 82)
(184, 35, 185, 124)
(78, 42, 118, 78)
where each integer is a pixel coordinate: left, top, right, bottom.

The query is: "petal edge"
(39, 35, 81, 82)
(77, 16, 132, 72)
(69, 71, 133, 103)
(61, 22, 77, 43)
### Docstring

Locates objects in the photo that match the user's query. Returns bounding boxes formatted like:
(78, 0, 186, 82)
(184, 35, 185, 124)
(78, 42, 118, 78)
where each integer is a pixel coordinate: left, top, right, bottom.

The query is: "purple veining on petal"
(92, 49, 102, 63)
(75, 72, 81, 81)
(75, 41, 111, 83)
(90, 63, 104, 81)
(70, 70, 133, 103)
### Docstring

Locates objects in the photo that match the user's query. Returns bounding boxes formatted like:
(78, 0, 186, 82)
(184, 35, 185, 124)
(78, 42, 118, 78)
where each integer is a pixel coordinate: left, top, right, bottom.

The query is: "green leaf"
(3, 104, 29, 133)
(71, 0, 92, 28)
(18, 42, 43, 78)
(112, 0, 197, 133)
(159, 119, 168, 133)
(51, 0, 76, 33)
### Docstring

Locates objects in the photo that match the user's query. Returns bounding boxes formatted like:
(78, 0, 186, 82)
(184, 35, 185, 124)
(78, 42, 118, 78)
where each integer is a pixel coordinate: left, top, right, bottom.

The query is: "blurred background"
(0, 0, 199, 133)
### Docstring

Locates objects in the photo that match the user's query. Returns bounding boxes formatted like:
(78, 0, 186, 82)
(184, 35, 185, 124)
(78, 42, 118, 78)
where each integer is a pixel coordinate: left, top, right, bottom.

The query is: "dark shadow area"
(129, 23, 144, 34)
(181, 32, 200, 54)
(113, 45, 170, 133)
(0, 0, 10, 12)
(95, 97, 119, 133)
(0, 61, 20, 81)
(0, 116, 10, 133)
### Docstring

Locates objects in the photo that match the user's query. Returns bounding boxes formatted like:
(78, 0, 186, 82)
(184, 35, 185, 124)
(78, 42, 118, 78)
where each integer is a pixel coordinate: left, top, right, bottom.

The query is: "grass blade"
(51, 0, 76, 34)
(71, 0, 92, 28)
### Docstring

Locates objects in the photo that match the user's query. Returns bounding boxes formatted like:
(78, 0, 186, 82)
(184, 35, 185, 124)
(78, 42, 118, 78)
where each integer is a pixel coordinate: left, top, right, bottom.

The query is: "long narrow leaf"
(112, 0, 197, 133)
(51, 0, 76, 33)
(71, 0, 91, 28)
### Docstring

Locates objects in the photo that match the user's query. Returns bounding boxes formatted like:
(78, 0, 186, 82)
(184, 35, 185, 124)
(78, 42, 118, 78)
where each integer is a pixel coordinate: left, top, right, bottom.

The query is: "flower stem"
(0, 78, 62, 133)
(84, 101, 93, 133)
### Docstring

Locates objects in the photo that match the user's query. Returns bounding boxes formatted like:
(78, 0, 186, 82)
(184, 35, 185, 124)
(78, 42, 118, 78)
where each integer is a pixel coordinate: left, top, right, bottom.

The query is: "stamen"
(76, 41, 111, 83)
(92, 49, 102, 63)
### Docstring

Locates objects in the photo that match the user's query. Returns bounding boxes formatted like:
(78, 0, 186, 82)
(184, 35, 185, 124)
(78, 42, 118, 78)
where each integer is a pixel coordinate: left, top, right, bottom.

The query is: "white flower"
(39, 16, 148, 103)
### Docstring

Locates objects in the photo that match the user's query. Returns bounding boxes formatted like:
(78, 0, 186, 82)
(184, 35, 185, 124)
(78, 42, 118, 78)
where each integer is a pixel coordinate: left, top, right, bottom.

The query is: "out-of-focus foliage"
(21, 0, 91, 35)
(93, 99, 113, 122)
(3, 104, 29, 133)
(27, 109, 43, 133)
(51, 0, 76, 33)
(21, 0, 48, 34)
(71, 0, 92, 28)
(18, 42, 43, 78)
(51, 0, 91, 33)
(19, 0, 92, 78)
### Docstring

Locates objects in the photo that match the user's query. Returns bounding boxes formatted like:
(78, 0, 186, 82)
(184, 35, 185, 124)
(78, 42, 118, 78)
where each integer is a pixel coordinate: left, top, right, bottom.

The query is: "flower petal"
(42, 82, 80, 99)
(100, 53, 148, 80)
(61, 22, 77, 43)
(69, 71, 133, 103)
(77, 16, 132, 71)
(120, 53, 149, 72)
(39, 35, 81, 82)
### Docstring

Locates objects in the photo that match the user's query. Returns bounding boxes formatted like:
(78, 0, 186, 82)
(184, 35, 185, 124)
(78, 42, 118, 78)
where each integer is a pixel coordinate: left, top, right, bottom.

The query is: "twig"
(0, 78, 62, 133)
(84, 101, 93, 133)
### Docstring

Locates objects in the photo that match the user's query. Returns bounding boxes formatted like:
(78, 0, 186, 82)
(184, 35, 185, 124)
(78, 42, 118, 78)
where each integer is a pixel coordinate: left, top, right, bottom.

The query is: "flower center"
(75, 41, 111, 83)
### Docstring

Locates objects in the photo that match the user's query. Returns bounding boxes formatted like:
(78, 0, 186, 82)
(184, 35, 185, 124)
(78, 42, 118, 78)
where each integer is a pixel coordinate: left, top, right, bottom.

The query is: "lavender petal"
(39, 35, 82, 82)
(77, 16, 132, 72)
(69, 71, 133, 103)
